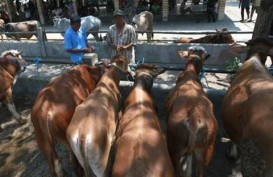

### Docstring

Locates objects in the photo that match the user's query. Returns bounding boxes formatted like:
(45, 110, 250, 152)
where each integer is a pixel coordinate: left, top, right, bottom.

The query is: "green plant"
(225, 57, 243, 70)
(225, 57, 243, 83)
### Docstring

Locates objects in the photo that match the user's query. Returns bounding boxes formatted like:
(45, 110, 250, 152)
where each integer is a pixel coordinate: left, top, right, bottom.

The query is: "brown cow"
(166, 46, 218, 177)
(31, 62, 110, 177)
(0, 50, 27, 129)
(66, 55, 129, 177)
(222, 38, 273, 177)
(4, 20, 40, 41)
(174, 28, 235, 44)
(112, 64, 176, 177)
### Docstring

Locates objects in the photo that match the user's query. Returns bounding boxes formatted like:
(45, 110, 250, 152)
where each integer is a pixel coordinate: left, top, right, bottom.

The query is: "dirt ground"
(0, 72, 243, 177)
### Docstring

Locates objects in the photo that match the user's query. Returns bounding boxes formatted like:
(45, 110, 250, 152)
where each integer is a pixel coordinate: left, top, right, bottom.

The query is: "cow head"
(110, 54, 129, 73)
(177, 45, 210, 63)
(245, 37, 273, 64)
(53, 17, 61, 28)
(1, 50, 27, 73)
(215, 28, 236, 44)
(135, 64, 166, 79)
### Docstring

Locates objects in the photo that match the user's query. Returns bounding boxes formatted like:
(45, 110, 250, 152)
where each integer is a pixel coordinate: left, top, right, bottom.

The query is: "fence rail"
(0, 28, 253, 43)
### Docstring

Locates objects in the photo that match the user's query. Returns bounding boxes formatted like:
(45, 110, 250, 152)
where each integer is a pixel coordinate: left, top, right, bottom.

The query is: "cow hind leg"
(69, 149, 84, 177)
(35, 131, 65, 177)
(5, 102, 27, 124)
(4, 89, 26, 124)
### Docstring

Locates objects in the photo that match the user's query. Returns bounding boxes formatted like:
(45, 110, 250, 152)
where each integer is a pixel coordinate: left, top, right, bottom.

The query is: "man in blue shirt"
(64, 15, 95, 64)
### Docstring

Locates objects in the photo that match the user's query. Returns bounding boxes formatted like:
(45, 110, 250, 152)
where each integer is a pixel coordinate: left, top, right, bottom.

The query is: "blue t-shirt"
(64, 27, 87, 64)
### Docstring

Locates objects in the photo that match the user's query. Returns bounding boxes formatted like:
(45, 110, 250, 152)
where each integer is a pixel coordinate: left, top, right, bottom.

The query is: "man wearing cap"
(64, 14, 96, 64)
(107, 9, 137, 64)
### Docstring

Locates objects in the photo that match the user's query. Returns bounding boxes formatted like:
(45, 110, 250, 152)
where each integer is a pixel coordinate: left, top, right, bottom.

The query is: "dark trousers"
(241, 6, 250, 20)
(207, 7, 215, 22)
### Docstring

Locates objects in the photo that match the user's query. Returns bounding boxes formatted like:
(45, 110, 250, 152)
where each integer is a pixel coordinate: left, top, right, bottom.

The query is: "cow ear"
(202, 53, 210, 62)
(155, 66, 166, 75)
(177, 50, 188, 60)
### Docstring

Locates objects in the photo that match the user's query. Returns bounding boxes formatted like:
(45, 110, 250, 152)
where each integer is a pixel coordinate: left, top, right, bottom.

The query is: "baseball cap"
(113, 9, 124, 17)
(70, 14, 81, 24)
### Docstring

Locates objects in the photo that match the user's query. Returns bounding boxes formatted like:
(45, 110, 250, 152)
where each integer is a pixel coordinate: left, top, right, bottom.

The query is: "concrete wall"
(0, 41, 239, 66)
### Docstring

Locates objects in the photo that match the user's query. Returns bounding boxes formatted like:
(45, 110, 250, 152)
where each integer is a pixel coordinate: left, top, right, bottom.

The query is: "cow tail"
(180, 117, 201, 177)
(79, 138, 97, 177)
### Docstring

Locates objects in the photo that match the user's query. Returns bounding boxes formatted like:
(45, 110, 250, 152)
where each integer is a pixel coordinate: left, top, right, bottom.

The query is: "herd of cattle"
(1, 37, 273, 177)
(0, 11, 154, 42)
(0, 11, 237, 44)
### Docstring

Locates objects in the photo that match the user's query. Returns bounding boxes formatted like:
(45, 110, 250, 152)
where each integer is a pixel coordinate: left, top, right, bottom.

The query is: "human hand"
(83, 47, 95, 53)
(116, 45, 125, 52)
(89, 46, 96, 52)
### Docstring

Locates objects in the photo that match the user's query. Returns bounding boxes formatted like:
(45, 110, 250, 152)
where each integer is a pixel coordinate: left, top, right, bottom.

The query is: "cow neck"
(245, 51, 268, 65)
(134, 72, 154, 91)
(125, 73, 155, 112)
(99, 64, 124, 87)
(184, 55, 203, 75)
(0, 57, 20, 77)
(110, 62, 127, 73)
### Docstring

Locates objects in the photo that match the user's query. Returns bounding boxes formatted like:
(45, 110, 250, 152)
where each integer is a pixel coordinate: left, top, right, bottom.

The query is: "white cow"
(132, 11, 153, 42)
(53, 15, 101, 41)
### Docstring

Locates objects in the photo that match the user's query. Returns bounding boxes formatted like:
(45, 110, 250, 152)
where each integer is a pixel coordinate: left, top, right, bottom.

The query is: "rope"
(127, 57, 145, 81)
(199, 66, 209, 87)
(34, 57, 42, 76)
(129, 57, 145, 71)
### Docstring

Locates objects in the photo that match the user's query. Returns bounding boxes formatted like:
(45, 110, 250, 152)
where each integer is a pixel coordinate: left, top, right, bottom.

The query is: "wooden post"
(56, 0, 60, 7)
(37, 27, 47, 57)
(36, 0, 45, 25)
(162, 0, 169, 21)
(114, 0, 119, 10)
(217, 0, 226, 20)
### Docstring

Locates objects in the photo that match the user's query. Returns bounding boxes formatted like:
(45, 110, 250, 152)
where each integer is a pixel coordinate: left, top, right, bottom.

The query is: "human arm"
(64, 29, 94, 53)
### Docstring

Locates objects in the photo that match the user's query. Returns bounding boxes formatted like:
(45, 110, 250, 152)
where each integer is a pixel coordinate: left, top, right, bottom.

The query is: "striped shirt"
(107, 23, 137, 63)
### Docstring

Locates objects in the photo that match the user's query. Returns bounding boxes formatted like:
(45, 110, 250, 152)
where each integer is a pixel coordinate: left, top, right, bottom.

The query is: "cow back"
(166, 51, 218, 177)
(80, 15, 101, 32)
(222, 38, 273, 176)
(31, 63, 108, 176)
(4, 20, 40, 40)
